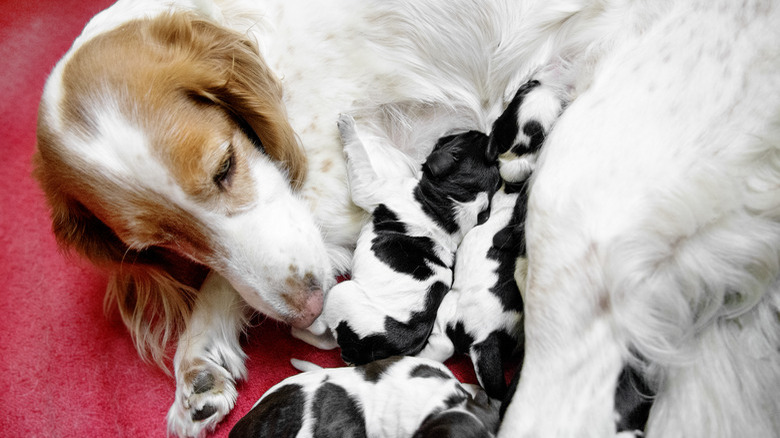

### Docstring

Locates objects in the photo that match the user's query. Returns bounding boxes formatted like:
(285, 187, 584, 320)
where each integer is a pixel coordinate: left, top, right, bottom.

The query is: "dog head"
(418, 131, 501, 236)
(33, 12, 332, 364)
(413, 386, 500, 438)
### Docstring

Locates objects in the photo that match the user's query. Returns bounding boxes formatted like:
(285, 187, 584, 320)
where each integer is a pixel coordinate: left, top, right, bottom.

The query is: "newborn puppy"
(229, 356, 500, 438)
(299, 115, 501, 365)
(416, 182, 527, 400)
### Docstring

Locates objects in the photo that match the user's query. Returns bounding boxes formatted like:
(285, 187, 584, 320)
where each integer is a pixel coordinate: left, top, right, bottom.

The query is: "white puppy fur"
(230, 356, 500, 438)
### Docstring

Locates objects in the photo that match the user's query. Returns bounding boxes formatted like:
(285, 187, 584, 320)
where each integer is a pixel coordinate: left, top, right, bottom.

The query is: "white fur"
(499, 1, 780, 437)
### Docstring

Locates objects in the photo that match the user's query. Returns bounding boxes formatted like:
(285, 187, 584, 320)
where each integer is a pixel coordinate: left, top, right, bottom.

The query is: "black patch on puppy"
(471, 331, 519, 399)
(372, 204, 407, 234)
(446, 321, 475, 354)
(519, 120, 546, 154)
(415, 131, 501, 234)
(370, 206, 446, 281)
(499, 368, 521, 423)
(487, 80, 541, 158)
(413, 411, 492, 438)
(409, 364, 451, 380)
(357, 356, 404, 383)
(337, 282, 449, 365)
(614, 364, 655, 434)
(229, 384, 305, 438)
(312, 382, 368, 438)
(487, 188, 528, 313)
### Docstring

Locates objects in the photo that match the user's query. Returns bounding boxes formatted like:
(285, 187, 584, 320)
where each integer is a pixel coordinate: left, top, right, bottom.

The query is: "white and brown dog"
(33, 0, 780, 437)
(296, 114, 501, 365)
(230, 356, 500, 438)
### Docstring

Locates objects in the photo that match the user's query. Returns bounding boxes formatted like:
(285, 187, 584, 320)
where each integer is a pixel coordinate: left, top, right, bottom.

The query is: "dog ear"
(36, 184, 200, 370)
(424, 148, 459, 177)
(163, 15, 308, 188)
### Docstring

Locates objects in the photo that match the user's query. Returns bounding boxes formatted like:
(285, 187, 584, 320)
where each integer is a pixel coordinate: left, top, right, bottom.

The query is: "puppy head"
(413, 388, 500, 438)
(417, 131, 501, 234)
(33, 12, 331, 361)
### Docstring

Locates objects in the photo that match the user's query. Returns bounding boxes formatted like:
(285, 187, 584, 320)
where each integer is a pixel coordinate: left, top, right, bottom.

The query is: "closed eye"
(213, 145, 235, 189)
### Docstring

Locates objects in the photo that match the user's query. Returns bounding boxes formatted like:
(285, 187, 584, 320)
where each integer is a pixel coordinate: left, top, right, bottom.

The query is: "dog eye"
(213, 148, 235, 189)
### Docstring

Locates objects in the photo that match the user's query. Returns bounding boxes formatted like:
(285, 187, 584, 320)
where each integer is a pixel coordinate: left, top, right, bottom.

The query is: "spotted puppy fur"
(298, 114, 501, 365)
(416, 80, 562, 399)
(229, 356, 500, 438)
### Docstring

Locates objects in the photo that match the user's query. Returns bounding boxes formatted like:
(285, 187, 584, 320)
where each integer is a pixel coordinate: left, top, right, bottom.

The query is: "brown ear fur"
(33, 124, 202, 372)
(146, 13, 308, 188)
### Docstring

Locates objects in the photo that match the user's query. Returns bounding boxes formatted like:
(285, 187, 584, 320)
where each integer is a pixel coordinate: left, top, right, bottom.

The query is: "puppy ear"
(424, 148, 458, 177)
(161, 15, 307, 188)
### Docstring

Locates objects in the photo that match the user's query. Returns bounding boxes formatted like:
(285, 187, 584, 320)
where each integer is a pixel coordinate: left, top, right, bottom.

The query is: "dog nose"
(283, 274, 324, 329)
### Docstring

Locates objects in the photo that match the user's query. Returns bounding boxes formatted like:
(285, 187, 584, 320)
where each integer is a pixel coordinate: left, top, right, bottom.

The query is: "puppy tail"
(290, 358, 324, 373)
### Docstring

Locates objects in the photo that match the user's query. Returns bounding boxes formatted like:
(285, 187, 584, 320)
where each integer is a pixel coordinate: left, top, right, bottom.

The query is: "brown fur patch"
(33, 11, 309, 368)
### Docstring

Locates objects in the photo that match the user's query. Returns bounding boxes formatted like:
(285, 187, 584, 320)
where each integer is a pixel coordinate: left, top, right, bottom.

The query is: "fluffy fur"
(297, 114, 500, 365)
(229, 356, 500, 438)
(33, 0, 780, 437)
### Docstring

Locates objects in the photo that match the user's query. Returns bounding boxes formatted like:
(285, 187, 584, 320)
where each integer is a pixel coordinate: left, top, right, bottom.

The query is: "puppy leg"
(167, 273, 248, 438)
(488, 80, 564, 183)
(470, 334, 508, 400)
(337, 114, 389, 211)
(416, 292, 457, 362)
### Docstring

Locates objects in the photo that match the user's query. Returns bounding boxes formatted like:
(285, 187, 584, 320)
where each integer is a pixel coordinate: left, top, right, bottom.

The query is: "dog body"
(299, 115, 500, 365)
(229, 356, 500, 438)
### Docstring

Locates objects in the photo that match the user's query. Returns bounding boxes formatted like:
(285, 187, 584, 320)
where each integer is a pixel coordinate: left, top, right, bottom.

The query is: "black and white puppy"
(229, 356, 500, 438)
(416, 80, 563, 399)
(296, 114, 501, 365)
(416, 184, 527, 400)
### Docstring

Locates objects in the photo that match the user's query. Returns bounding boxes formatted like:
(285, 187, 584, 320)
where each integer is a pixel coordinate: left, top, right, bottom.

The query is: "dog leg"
(167, 273, 248, 438)
(488, 80, 564, 183)
(470, 334, 508, 400)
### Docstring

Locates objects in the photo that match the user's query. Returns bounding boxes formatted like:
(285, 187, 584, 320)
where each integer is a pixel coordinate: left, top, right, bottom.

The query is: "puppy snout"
(283, 273, 324, 329)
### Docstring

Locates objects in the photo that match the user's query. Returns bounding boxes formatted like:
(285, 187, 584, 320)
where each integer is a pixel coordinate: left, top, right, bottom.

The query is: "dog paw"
(167, 345, 246, 438)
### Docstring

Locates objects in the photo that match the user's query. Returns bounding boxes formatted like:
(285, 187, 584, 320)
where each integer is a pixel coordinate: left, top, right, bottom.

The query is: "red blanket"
(1, 1, 491, 436)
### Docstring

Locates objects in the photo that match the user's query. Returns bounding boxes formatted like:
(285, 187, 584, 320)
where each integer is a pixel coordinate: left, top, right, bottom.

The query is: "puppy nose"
(283, 274, 324, 329)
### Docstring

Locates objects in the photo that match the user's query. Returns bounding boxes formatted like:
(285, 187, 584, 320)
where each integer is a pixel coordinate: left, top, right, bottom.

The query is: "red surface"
(0, 1, 500, 437)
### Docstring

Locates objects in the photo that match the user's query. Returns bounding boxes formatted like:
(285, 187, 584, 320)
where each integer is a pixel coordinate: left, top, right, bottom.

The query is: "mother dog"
(33, 0, 779, 437)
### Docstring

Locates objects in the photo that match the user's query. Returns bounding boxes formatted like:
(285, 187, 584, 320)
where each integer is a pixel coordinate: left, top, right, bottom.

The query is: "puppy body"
(418, 186, 525, 399)
(229, 356, 500, 438)
(297, 116, 500, 365)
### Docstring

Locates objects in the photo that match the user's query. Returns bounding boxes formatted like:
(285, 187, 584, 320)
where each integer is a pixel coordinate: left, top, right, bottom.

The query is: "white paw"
(166, 347, 246, 437)
(499, 152, 537, 183)
(337, 113, 357, 143)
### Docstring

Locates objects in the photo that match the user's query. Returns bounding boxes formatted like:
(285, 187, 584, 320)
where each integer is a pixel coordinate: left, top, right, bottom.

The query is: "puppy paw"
(337, 113, 357, 143)
(167, 347, 246, 437)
